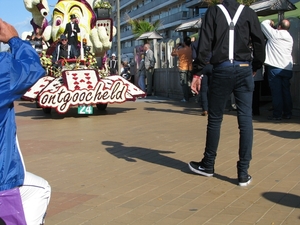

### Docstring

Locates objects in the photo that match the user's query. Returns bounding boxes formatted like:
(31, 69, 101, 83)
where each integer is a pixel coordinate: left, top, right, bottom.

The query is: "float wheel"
(42, 107, 52, 114)
(96, 104, 108, 110)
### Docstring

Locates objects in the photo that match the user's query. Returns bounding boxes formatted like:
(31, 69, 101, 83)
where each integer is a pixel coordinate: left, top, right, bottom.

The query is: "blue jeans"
(138, 74, 146, 92)
(201, 65, 254, 178)
(179, 70, 191, 101)
(267, 65, 293, 118)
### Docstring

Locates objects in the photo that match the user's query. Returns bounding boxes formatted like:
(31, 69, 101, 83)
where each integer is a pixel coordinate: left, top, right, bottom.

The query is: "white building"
(108, 0, 206, 61)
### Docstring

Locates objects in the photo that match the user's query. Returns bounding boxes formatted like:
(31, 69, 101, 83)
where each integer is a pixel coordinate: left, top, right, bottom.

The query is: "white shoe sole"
(239, 177, 252, 187)
(188, 163, 213, 177)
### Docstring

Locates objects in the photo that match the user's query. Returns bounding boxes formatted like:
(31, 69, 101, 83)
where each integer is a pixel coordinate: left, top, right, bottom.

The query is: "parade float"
(22, 0, 145, 115)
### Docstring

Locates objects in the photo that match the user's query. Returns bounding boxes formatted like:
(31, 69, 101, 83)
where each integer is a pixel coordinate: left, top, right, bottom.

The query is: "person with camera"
(120, 61, 131, 81)
(261, 19, 293, 120)
(171, 37, 193, 102)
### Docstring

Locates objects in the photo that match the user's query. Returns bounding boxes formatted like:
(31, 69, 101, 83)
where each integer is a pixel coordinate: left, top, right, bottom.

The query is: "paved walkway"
(15, 96, 300, 225)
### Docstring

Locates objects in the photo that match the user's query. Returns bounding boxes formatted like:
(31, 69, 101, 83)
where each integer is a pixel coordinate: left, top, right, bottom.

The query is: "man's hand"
(0, 19, 18, 43)
(191, 76, 202, 95)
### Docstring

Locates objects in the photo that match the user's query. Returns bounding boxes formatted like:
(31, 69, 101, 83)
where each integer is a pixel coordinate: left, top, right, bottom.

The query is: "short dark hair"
(184, 36, 191, 46)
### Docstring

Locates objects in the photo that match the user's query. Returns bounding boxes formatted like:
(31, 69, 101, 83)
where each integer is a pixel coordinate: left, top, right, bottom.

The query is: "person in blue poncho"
(0, 19, 51, 225)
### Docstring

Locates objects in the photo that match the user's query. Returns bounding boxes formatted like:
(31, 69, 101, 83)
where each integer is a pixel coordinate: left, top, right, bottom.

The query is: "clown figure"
(41, 0, 116, 58)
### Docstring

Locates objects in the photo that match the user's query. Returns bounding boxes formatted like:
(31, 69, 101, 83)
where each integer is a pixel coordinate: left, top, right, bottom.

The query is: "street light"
(116, 0, 121, 73)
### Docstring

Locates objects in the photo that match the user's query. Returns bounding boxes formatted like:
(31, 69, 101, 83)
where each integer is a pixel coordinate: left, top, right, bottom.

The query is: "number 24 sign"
(78, 105, 93, 114)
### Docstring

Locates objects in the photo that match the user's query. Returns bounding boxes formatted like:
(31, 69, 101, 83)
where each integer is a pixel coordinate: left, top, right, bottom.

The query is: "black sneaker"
(188, 161, 214, 177)
(267, 116, 281, 120)
(238, 175, 252, 186)
(282, 115, 292, 119)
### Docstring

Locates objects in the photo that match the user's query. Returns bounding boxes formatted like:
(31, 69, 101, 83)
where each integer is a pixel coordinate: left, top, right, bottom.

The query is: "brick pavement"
(15, 97, 300, 225)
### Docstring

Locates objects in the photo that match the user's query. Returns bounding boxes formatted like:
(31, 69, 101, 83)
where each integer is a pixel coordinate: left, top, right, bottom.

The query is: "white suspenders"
(217, 4, 245, 63)
(67, 45, 71, 59)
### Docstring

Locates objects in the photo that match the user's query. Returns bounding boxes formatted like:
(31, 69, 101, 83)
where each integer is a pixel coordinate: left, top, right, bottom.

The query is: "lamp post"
(116, 0, 121, 73)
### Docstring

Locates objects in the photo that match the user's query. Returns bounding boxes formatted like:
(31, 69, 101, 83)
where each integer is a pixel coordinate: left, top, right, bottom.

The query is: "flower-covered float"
(22, 0, 146, 115)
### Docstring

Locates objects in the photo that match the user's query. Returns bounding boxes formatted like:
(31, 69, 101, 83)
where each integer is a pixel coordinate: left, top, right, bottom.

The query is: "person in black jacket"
(109, 53, 118, 75)
(52, 34, 79, 67)
(64, 14, 80, 48)
(188, 0, 265, 186)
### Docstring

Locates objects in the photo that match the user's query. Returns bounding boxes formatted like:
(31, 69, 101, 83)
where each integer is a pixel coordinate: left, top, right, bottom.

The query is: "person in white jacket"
(261, 19, 294, 120)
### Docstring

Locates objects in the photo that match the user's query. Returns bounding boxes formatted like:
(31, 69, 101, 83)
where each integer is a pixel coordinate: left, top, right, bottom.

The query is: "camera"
(176, 43, 183, 50)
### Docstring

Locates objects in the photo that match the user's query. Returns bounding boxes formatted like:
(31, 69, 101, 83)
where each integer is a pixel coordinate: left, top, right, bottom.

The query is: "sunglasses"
(61, 39, 67, 41)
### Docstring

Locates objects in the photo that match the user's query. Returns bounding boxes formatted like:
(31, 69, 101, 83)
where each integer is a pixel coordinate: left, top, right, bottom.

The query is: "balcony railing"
(121, 0, 178, 20)
(159, 11, 190, 25)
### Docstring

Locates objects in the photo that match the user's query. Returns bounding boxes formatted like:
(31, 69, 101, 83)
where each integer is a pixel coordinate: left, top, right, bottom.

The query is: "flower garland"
(39, 50, 110, 78)
(94, 0, 112, 9)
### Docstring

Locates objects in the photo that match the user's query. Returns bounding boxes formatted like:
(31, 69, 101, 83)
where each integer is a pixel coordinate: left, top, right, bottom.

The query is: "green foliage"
(205, 0, 257, 6)
(237, 0, 257, 6)
(94, 0, 112, 9)
(126, 15, 161, 42)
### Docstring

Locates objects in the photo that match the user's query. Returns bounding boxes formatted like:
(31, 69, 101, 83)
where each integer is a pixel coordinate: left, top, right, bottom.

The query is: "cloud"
(15, 17, 33, 36)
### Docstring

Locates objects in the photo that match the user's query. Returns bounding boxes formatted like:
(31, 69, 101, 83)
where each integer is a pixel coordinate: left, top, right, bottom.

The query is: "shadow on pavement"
(15, 105, 137, 119)
(262, 192, 300, 208)
(103, 140, 239, 185)
(255, 128, 300, 139)
(102, 140, 189, 173)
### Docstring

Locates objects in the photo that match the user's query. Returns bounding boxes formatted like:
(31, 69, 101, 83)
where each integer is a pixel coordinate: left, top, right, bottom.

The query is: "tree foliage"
(126, 14, 161, 43)
(205, 0, 257, 6)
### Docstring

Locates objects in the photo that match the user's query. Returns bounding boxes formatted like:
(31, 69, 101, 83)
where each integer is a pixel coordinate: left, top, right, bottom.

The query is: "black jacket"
(64, 22, 80, 45)
(193, 0, 265, 75)
(52, 43, 79, 63)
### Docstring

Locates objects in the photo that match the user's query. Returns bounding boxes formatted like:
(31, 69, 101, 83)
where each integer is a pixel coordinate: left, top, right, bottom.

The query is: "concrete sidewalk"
(15, 96, 300, 225)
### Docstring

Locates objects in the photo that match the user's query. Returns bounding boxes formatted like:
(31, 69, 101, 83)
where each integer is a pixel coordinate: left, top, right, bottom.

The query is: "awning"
(136, 31, 163, 40)
(250, 0, 297, 16)
(258, 1, 300, 22)
(175, 18, 202, 32)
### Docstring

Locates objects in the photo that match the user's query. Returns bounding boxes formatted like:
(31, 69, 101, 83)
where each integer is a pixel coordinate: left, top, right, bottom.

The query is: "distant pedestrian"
(171, 37, 193, 102)
(138, 53, 146, 92)
(109, 53, 118, 75)
(144, 43, 155, 96)
(261, 19, 294, 120)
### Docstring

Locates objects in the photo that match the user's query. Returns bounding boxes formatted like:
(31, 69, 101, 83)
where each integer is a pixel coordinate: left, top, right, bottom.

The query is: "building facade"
(108, 0, 205, 62)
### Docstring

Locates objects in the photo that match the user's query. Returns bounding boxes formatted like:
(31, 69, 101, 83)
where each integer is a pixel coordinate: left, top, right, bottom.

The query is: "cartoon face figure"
(51, 0, 95, 43)
(23, 0, 49, 16)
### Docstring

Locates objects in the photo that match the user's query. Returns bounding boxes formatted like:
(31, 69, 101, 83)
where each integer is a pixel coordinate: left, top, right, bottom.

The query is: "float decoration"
(23, 67, 146, 114)
(93, 0, 112, 19)
(22, 0, 145, 115)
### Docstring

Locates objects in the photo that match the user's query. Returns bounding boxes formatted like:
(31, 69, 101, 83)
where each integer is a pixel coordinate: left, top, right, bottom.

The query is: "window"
(152, 14, 159, 21)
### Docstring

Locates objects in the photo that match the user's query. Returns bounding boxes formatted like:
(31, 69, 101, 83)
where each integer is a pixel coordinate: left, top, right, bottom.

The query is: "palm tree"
(238, 0, 257, 6)
(126, 15, 161, 44)
(205, 0, 257, 6)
